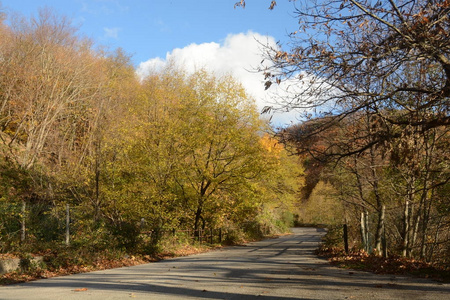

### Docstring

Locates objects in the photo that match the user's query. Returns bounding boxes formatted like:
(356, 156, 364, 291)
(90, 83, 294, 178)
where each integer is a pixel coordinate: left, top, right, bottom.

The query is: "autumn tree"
(0, 9, 108, 245)
(259, 0, 448, 145)
(238, 0, 449, 260)
(124, 68, 278, 232)
(92, 66, 302, 244)
(0, 8, 142, 249)
(0, 9, 104, 170)
(171, 71, 266, 231)
(256, 134, 303, 230)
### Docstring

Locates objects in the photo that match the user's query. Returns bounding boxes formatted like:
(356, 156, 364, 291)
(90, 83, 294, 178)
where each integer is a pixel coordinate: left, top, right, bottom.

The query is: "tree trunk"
(369, 143, 383, 255)
(382, 212, 388, 258)
(410, 203, 421, 258)
(402, 200, 410, 257)
(194, 206, 202, 232)
(375, 205, 385, 255)
(360, 210, 370, 252)
(427, 216, 444, 262)
(94, 139, 101, 222)
(365, 210, 370, 253)
(343, 224, 349, 254)
(420, 189, 433, 260)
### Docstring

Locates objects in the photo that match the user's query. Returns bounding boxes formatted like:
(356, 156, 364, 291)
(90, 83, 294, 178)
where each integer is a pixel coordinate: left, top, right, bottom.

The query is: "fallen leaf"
(73, 288, 88, 292)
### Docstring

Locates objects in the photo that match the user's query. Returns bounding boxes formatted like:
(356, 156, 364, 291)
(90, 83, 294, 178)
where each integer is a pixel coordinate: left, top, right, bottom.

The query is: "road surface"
(0, 227, 448, 299)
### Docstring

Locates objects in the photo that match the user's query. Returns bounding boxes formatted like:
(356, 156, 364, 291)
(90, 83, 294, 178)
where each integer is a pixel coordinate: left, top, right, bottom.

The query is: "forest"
(0, 9, 301, 268)
(260, 0, 450, 266)
(0, 0, 449, 277)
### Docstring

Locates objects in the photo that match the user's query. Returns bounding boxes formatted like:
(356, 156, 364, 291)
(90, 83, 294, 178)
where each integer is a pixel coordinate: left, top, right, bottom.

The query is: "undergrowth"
(316, 227, 450, 283)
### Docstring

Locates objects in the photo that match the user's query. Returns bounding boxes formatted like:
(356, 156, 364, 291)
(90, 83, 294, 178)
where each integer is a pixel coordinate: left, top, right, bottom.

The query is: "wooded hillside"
(0, 9, 301, 260)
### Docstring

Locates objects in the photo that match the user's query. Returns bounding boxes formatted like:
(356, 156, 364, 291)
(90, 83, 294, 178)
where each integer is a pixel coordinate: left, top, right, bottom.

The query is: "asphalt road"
(0, 227, 448, 300)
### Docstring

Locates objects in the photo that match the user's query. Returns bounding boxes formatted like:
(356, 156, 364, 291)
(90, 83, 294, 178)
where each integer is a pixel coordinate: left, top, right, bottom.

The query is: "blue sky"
(0, 0, 302, 125)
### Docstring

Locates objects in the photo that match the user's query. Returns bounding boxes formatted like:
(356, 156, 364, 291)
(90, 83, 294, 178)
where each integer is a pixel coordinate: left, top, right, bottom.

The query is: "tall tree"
(135, 69, 270, 231)
(241, 0, 449, 260)
(257, 0, 449, 143)
(0, 9, 104, 169)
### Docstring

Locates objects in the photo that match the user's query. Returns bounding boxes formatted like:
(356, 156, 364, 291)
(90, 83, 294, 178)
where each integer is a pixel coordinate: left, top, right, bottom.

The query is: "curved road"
(0, 227, 448, 299)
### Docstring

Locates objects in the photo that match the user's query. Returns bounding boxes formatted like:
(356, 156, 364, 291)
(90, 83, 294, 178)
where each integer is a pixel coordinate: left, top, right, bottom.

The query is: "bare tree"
(0, 9, 106, 242)
(258, 1, 449, 138)
(0, 9, 104, 169)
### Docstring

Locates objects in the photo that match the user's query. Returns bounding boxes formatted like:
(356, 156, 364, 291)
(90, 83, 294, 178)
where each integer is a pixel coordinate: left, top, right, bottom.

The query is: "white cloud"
(137, 31, 302, 126)
(103, 27, 121, 39)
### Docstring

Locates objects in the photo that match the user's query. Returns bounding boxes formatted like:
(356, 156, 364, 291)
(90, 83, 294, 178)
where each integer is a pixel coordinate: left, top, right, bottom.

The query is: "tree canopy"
(250, 0, 450, 263)
(261, 0, 449, 135)
(0, 8, 302, 258)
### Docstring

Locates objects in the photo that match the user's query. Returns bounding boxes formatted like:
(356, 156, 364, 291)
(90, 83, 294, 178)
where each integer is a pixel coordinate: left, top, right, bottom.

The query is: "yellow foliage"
(260, 134, 284, 156)
(297, 180, 344, 225)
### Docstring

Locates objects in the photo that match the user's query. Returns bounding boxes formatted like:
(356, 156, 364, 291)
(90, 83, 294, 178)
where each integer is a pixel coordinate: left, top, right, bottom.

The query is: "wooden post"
(21, 200, 26, 243)
(343, 224, 349, 254)
(65, 203, 70, 246)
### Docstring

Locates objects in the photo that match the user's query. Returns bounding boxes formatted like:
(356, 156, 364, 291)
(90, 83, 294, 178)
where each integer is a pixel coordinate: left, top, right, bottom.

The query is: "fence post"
(343, 224, 349, 254)
(21, 200, 26, 243)
(65, 203, 70, 246)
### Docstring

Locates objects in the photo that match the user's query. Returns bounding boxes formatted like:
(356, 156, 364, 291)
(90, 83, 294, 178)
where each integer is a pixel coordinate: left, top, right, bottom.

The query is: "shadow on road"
(1, 228, 448, 300)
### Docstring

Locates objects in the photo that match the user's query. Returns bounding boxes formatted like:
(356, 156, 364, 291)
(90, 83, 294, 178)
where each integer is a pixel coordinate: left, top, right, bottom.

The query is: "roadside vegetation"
(257, 0, 449, 270)
(244, 0, 449, 283)
(1, 0, 449, 285)
(0, 8, 300, 284)
(316, 226, 450, 283)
